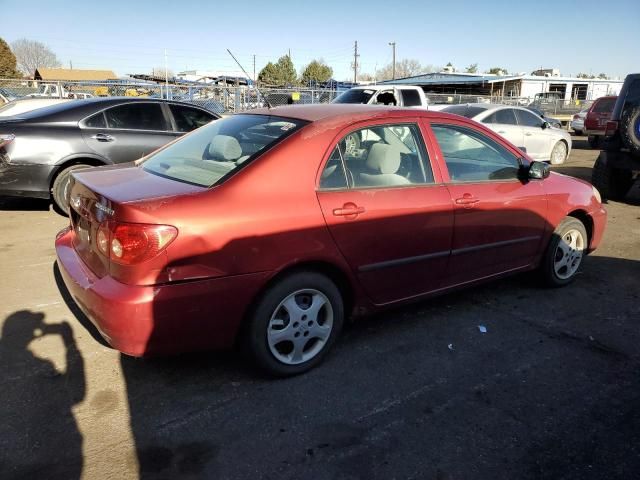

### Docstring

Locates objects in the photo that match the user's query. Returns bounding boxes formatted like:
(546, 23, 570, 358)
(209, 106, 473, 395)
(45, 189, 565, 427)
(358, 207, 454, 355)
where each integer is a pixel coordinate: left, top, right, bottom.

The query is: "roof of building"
(377, 72, 623, 86)
(34, 68, 117, 81)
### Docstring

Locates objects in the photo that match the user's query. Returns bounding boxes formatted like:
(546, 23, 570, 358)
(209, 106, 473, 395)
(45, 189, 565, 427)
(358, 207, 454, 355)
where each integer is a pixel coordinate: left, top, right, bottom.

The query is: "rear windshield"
(593, 97, 616, 113)
(441, 105, 487, 118)
(333, 89, 375, 104)
(142, 114, 307, 187)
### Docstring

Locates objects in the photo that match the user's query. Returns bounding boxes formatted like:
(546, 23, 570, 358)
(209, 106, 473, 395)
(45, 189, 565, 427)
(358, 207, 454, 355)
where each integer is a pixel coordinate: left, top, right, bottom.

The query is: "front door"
(481, 107, 525, 152)
(515, 108, 554, 160)
(428, 121, 548, 285)
(316, 121, 454, 305)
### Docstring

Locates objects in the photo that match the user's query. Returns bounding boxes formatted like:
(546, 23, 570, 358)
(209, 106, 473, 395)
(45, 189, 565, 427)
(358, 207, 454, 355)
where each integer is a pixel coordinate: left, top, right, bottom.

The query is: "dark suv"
(591, 74, 640, 201)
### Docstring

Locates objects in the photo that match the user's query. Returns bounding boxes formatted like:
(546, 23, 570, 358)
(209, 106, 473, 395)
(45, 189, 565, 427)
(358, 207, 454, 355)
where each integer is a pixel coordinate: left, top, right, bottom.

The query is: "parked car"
(26, 82, 94, 99)
(55, 104, 606, 376)
(584, 95, 617, 148)
(570, 107, 589, 135)
(525, 106, 562, 129)
(442, 103, 572, 164)
(0, 87, 19, 104)
(0, 97, 219, 213)
(332, 85, 429, 108)
(591, 74, 640, 200)
(0, 98, 72, 117)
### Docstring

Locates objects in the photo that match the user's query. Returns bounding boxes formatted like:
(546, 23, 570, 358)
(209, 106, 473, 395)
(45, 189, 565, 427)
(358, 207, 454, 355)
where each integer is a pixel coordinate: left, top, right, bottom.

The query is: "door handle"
(333, 203, 365, 217)
(455, 194, 480, 208)
(91, 133, 115, 142)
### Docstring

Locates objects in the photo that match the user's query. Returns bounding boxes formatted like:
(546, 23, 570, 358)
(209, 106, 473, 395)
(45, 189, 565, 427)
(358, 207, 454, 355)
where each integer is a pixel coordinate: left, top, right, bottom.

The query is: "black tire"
(52, 164, 91, 215)
(574, 129, 583, 136)
(244, 271, 344, 377)
(540, 217, 588, 288)
(587, 135, 600, 148)
(620, 104, 640, 155)
(591, 155, 633, 201)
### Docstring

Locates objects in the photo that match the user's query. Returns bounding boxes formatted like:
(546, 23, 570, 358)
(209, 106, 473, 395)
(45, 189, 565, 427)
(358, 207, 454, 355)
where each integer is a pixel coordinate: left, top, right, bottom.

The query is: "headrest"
(366, 143, 400, 174)
(208, 135, 242, 161)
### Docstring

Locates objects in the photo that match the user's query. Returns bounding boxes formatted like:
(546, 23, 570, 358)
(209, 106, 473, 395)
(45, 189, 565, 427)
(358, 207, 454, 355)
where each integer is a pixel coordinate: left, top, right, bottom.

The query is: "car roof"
(243, 104, 451, 123)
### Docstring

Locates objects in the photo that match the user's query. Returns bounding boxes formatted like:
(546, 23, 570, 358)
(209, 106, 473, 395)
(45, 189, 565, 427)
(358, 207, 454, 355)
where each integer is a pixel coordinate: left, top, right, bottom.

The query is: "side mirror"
(541, 121, 548, 130)
(528, 161, 550, 179)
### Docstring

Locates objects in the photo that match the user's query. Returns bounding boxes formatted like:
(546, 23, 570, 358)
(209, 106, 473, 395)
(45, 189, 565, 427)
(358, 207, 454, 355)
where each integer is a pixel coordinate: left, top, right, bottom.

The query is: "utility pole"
(69, 60, 72, 70)
(253, 54, 256, 84)
(353, 41, 359, 84)
(389, 42, 396, 80)
(164, 48, 169, 99)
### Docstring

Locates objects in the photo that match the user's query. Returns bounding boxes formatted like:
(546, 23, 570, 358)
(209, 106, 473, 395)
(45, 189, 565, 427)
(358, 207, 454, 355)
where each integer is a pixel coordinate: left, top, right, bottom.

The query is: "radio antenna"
(226, 49, 272, 109)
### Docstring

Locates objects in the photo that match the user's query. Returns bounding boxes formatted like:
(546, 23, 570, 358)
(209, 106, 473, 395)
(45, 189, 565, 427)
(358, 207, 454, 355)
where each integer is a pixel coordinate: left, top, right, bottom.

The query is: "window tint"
(592, 97, 616, 113)
(516, 109, 544, 128)
(84, 112, 106, 128)
(401, 89, 422, 107)
(170, 104, 215, 132)
(143, 114, 306, 187)
(431, 124, 520, 182)
(320, 124, 433, 189)
(442, 105, 487, 119)
(105, 103, 167, 130)
(483, 108, 518, 125)
(333, 89, 375, 104)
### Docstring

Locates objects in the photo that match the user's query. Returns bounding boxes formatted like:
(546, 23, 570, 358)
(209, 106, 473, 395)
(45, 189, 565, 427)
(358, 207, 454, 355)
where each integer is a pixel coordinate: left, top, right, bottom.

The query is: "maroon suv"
(585, 96, 617, 148)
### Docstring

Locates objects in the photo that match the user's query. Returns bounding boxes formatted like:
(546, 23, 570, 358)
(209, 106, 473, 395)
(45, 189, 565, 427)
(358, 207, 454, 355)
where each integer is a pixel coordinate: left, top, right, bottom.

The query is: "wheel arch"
(567, 209, 594, 248)
(49, 154, 109, 189)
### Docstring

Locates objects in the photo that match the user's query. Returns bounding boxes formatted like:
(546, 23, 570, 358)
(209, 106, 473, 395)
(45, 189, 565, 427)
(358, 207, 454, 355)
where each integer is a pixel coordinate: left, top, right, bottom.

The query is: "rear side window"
(593, 97, 616, 113)
(431, 124, 520, 182)
(105, 103, 167, 131)
(84, 112, 106, 128)
(401, 89, 422, 107)
(169, 104, 216, 132)
(483, 109, 518, 125)
(143, 114, 306, 187)
(515, 109, 544, 128)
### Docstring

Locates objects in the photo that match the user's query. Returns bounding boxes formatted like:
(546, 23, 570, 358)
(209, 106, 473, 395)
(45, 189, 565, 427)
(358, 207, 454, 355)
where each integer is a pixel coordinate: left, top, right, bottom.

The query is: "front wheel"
(550, 141, 568, 165)
(540, 217, 588, 287)
(245, 271, 344, 376)
(52, 164, 91, 215)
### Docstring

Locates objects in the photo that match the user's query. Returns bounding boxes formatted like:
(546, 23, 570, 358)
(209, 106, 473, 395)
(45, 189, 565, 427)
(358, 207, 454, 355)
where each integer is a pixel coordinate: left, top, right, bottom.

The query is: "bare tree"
(376, 60, 439, 81)
(152, 67, 174, 79)
(11, 38, 61, 76)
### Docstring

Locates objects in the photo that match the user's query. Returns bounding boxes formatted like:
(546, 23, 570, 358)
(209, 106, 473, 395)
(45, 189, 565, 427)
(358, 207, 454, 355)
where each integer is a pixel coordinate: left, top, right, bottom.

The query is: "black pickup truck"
(591, 73, 640, 200)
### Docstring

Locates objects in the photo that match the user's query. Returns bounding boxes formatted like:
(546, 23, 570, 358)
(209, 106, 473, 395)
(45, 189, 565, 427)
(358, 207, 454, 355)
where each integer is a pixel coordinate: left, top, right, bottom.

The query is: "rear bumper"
(55, 228, 271, 356)
(0, 162, 55, 198)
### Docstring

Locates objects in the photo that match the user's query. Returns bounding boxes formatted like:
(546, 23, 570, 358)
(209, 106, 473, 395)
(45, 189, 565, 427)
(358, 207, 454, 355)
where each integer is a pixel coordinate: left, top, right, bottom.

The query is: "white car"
(570, 108, 589, 135)
(442, 103, 572, 164)
(0, 98, 72, 117)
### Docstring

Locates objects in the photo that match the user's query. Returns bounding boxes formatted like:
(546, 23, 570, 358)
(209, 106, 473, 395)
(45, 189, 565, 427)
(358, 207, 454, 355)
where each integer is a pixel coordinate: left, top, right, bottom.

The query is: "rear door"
(515, 108, 553, 160)
(316, 119, 454, 305)
(81, 102, 175, 163)
(481, 108, 525, 151)
(426, 119, 548, 285)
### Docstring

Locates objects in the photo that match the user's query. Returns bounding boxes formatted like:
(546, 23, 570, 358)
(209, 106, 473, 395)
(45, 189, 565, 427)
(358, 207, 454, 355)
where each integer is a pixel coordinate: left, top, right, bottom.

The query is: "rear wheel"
(587, 135, 600, 148)
(550, 141, 568, 164)
(620, 105, 640, 155)
(52, 164, 91, 215)
(540, 217, 587, 287)
(244, 271, 344, 376)
(591, 156, 633, 201)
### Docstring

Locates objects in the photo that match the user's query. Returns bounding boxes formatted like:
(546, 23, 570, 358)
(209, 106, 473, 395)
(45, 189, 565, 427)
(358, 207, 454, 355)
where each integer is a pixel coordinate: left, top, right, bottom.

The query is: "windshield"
(442, 105, 487, 118)
(142, 114, 307, 187)
(332, 89, 375, 104)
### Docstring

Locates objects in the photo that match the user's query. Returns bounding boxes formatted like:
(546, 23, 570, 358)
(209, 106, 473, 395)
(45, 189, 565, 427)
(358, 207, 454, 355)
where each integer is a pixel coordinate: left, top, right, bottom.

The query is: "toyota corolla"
(55, 104, 606, 376)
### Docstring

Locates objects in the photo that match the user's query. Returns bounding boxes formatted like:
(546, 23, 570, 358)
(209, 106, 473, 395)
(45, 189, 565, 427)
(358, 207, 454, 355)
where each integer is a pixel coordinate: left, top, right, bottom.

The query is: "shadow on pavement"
(0, 310, 86, 479)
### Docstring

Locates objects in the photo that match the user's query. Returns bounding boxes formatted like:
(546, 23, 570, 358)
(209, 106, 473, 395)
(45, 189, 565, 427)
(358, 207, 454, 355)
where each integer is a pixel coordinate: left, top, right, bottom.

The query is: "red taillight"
(0, 134, 15, 149)
(605, 120, 618, 137)
(97, 221, 177, 265)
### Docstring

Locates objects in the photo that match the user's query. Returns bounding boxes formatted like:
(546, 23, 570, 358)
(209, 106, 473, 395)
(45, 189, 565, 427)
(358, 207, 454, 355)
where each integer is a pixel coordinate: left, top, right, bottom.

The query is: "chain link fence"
(0, 78, 340, 115)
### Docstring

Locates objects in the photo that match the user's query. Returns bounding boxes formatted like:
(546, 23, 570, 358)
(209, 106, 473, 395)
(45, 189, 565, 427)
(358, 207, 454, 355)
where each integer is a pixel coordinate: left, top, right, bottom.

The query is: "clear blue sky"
(2, 0, 638, 80)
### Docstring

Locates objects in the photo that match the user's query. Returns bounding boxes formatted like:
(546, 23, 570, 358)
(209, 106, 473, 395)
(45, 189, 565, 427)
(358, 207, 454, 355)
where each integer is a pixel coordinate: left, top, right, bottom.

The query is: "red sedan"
(55, 105, 607, 376)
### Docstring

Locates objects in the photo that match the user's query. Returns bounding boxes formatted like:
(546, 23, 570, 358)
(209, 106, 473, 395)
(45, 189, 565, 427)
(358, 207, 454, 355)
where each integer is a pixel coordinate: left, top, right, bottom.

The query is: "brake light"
(0, 134, 15, 148)
(97, 221, 177, 265)
(605, 120, 618, 137)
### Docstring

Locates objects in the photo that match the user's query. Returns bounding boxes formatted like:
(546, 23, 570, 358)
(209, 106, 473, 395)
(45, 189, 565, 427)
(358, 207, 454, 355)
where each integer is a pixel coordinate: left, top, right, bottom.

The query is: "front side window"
(104, 103, 167, 131)
(143, 114, 306, 187)
(332, 89, 375, 104)
(374, 91, 397, 106)
(515, 109, 544, 128)
(431, 124, 520, 182)
(483, 108, 518, 125)
(169, 104, 216, 132)
(319, 124, 434, 189)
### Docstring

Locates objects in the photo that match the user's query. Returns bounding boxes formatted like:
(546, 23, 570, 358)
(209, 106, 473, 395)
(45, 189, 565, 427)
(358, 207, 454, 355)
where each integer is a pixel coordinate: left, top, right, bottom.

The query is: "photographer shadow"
(0, 310, 85, 479)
